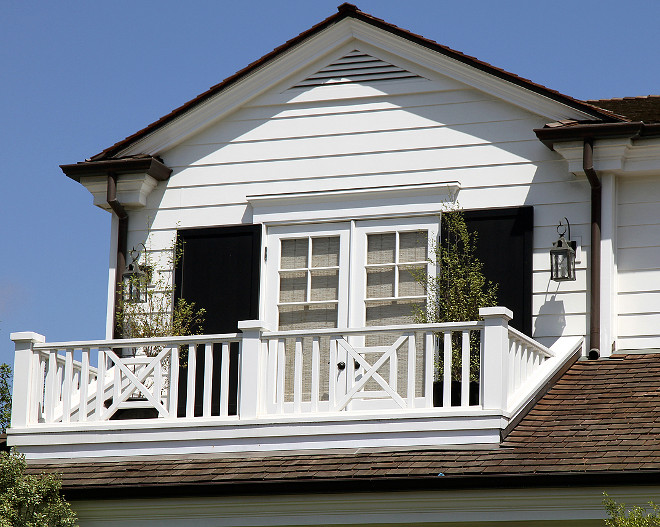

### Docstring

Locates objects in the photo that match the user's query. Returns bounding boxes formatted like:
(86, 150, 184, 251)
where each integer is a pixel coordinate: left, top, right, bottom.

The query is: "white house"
(10, 4, 660, 525)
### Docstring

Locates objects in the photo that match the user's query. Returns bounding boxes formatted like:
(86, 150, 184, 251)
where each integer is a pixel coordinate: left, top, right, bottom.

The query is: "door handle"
(337, 361, 346, 370)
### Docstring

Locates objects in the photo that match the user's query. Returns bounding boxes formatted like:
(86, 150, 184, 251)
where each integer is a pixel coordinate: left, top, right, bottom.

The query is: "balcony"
(8, 307, 583, 460)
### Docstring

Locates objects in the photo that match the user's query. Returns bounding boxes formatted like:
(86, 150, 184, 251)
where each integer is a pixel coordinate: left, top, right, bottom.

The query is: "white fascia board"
(9, 410, 506, 460)
(554, 137, 660, 177)
(249, 181, 460, 225)
(117, 20, 358, 157)
(118, 18, 598, 158)
(348, 21, 599, 122)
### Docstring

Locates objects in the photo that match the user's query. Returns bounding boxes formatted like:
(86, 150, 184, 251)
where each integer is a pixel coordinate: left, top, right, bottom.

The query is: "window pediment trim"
(248, 181, 460, 225)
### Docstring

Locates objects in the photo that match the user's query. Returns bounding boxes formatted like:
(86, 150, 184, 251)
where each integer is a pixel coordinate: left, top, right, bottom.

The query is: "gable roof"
(29, 353, 660, 499)
(87, 3, 624, 163)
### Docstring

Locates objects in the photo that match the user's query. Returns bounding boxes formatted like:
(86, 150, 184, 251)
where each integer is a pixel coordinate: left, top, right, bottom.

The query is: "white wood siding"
(617, 176, 660, 350)
(121, 76, 592, 347)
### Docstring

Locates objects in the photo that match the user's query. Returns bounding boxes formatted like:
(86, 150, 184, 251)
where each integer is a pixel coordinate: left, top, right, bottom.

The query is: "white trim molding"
(249, 181, 460, 225)
(79, 174, 158, 210)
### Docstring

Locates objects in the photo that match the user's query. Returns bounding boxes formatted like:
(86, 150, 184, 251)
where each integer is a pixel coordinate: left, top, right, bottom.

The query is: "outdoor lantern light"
(550, 218, 577, 282)
(122, 245, 148, 303)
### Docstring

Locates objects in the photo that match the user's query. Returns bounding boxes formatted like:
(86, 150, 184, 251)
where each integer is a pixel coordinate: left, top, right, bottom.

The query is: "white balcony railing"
(9, 307, 583, 459)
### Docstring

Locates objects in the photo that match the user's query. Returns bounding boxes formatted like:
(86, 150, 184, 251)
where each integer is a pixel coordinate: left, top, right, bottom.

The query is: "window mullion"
(307, 237, 312, 303)
(394, 231, 400, 299)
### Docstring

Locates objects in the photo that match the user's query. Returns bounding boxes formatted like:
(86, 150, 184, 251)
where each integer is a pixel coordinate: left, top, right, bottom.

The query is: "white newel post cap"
(10, 332, 46, 345)
(479, 307, 513, 322)
(237, 320, 269, 332)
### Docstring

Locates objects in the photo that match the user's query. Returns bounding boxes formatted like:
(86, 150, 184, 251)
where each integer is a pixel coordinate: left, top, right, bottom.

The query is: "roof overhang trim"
(88, 5, 622, 162)
(60, 156, 172, 183)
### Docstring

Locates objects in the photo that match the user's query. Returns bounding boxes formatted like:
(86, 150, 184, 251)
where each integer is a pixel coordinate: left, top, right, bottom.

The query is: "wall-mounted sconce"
(122, 244, 148, 303)
(550, 218, 577, 282)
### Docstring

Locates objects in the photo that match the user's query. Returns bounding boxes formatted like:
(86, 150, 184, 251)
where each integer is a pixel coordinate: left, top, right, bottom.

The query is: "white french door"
(266, 216, 439, 331)
(265, 216, 438, 412)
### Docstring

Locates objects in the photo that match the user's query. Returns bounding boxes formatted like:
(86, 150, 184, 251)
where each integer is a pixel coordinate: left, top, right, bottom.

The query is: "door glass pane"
(281, 238, 308, 269)
(311, 237, 339, 267)
(310, 269, 339, 301)
(366, 267, 395, 298)
(278, 304, 338, 331)
(398, 265, 425, 297)
(398, 231, 428, 262)
(279, 271, 307, 302)
(367, 233, 395, 264)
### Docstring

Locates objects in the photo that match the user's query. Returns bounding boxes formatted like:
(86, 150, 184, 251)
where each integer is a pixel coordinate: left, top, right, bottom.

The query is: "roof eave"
(60, 156, 172, 183)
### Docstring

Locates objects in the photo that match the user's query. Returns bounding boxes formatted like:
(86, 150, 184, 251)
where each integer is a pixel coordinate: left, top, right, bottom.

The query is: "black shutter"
(174, 224, 261, 416)
(463, 207, 533, 336)
(174, 224, 261, 334)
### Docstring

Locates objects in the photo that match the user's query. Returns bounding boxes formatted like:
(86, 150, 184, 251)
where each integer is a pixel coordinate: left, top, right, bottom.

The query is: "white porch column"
(10, 332, 45, 428)
(237, 320, 268, 419)
(479, 307, 513, 413)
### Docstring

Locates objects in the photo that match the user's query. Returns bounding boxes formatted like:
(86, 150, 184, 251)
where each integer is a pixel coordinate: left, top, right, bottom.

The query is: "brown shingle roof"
(586, 96, 660, 123)
(26, 353, 660, 498)
(86, 3, 621, 163)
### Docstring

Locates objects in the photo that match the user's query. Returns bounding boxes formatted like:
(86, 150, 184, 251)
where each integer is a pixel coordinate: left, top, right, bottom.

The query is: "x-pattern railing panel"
(101, 347, 171, 420)
(335, 335, 409, 411)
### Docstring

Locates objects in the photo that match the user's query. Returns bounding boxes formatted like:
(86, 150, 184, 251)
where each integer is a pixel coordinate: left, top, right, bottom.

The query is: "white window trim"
(266, 217, 439, 331)
(249, 181, 459, 226)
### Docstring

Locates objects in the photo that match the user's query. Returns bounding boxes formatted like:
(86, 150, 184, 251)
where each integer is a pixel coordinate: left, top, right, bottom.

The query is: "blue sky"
(1, 0, 659, 367)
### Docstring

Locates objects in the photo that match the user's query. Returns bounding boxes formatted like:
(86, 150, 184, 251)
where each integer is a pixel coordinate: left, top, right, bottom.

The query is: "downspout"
(582, 140, 601, 359)
(107, 172, 128, 339)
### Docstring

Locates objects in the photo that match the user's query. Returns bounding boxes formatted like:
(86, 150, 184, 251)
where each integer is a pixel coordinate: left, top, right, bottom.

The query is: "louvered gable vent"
(293, 50, 423, 88)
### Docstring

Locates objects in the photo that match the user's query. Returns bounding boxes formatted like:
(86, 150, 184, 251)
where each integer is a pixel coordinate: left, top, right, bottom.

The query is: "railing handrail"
(33, 333, 242, 351)
(262, 321, 483, 339)
(507, 327, 555, 358)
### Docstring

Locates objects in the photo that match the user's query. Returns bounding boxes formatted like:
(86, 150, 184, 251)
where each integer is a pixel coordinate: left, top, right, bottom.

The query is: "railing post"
(237, 320, 268, 420)
(479, 307, 513, 412)
(10, 332, 45, 428)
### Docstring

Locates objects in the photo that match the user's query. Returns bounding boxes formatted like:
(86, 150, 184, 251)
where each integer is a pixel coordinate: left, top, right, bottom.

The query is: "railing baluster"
(203, 343, 213, 417)
(329, 337, 337, 411)
(443, 332, 452, 408)
(31, 353, 42, 423)
(186, 344, 197, 418)
(390, 337, 398, 395)
(62, 349, 74, 423)
(79, 349, 89, 422)
(461, 330, 470, 406)
(266, 339, 277, 409)
(96, 349, 106, 419)
(169, 347, 179, 419)
(154, 351, 163, 414)
(215, 343, 227, 417)
(294, 338, 303, 413)
(276, 339, 285, 415)
(508, 338, 516, 397)
(311, 337, 320, 413)
(113, 354, 121, 411)
(45, 350, 57, 423)
(407, 333, 416, 408)
(424, 332, 434, 408)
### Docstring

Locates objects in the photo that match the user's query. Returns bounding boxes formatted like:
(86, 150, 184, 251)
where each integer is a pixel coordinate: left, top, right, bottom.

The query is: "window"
(267, 217, 438, 330)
